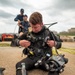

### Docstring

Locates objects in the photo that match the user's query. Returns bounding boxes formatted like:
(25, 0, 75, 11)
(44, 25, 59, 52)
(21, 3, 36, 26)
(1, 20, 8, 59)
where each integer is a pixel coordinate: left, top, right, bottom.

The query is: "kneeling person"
(16, 12, 62, 75)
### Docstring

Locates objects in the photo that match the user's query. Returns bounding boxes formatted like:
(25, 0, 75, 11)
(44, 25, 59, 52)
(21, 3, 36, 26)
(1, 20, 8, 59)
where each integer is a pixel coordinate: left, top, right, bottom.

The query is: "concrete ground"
(0, 42, 75, 75)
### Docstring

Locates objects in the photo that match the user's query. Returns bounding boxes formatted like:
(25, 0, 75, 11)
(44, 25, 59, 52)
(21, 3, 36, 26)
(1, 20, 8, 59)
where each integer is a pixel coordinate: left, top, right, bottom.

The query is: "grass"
(59, 47, 75, 54)
(0, 42, 75, 55)
(0, 43, 10, 47)
(50, 47, 75, 55)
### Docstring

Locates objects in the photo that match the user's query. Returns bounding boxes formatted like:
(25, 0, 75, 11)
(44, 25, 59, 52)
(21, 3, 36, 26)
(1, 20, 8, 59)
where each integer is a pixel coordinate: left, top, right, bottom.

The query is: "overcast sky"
(0, 0, 75, 33)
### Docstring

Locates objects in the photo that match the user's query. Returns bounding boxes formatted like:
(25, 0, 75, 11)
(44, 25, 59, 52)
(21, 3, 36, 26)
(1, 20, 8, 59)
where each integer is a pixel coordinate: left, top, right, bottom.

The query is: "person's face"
(20, 11, 24, 15)
(30, 23, 43, 33)
(23, 16, 28, 21)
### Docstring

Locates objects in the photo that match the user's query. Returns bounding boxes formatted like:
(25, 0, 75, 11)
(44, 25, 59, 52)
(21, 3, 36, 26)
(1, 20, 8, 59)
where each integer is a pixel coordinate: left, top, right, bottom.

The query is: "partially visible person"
(14, 8, 24, 33)
(18, 14, 30, 34)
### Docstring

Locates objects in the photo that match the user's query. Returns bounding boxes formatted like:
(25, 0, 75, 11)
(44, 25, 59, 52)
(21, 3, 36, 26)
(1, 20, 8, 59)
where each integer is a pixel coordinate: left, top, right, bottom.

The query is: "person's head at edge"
(29, 12, 43, 33)
(20, 8, 24, 15)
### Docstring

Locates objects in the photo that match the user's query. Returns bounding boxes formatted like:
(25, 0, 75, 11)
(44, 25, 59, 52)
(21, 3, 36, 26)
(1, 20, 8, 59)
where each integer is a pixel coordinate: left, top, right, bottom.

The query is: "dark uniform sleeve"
(49, 31, 62, 49)
(14, 15, 19, 21)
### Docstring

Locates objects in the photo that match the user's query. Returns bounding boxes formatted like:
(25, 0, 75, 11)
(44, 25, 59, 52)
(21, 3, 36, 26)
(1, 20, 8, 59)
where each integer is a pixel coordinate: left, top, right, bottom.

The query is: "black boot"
(0, 68, 5, 75)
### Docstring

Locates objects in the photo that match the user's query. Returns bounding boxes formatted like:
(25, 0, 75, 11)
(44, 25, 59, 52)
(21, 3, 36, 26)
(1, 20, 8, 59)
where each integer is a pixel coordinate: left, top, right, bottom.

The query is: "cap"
(20, 8, 24, 13)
